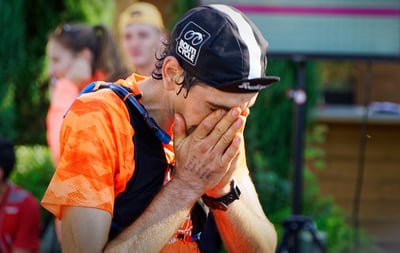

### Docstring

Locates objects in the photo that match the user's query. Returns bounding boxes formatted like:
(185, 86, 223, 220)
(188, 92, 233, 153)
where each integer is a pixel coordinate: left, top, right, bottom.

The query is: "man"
(0, 136, 41, 253)
(119, 2, 166, 76)
(120, 4, 223, 251)
(42, 4, 279, 252)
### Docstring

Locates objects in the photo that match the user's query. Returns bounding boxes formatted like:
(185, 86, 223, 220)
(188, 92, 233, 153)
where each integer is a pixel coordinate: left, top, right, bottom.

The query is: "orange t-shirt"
(41, 74, 199, 252)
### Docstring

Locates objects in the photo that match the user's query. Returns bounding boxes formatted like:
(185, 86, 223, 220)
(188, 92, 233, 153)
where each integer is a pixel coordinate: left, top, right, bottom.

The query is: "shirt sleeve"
(13, 194, 41, 251)
(41, 89, 135, 218)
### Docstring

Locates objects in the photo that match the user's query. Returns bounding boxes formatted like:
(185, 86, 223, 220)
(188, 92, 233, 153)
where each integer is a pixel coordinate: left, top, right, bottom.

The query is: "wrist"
(202, 179, 241, 211)
(205, 182, 232, 198)
(170, 174, 204, 200)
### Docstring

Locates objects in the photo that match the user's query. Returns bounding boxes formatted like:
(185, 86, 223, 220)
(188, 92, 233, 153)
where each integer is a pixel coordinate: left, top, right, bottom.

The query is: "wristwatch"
(202, 179, 241, 211)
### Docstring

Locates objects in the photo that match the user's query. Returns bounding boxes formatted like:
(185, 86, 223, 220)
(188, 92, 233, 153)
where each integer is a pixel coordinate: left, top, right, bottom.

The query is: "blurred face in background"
(46, 39, 75, 80)
(120, 23, 163, 72)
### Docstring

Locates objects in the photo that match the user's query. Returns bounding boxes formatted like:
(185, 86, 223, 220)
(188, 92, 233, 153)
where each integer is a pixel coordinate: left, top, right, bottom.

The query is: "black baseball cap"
(169, 4, 280, 93)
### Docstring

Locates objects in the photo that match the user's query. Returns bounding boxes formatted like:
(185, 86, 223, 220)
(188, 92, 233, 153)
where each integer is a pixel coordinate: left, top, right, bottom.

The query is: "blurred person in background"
(0, 135, 41, 253)
(45, 22, 128, 243)
(118, 2, 167, 76)
(46, 22, 128, 166)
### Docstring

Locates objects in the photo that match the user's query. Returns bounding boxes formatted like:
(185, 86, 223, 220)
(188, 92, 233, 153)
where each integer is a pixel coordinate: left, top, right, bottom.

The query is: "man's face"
(174, 83, 258, 134)
(121, 23, 162, 69)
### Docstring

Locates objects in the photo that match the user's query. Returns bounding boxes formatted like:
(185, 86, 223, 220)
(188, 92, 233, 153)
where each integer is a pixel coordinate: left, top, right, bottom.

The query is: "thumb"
(173, 113, 187, 145)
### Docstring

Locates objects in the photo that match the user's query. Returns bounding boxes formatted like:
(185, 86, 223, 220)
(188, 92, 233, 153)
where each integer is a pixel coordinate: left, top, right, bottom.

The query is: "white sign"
(202, 0, 400, 60)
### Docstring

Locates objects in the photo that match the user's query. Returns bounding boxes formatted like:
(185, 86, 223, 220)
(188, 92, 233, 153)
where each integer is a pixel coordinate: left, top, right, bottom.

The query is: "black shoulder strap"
(79, 82, 170, 144)
(80, 82, 171, 239)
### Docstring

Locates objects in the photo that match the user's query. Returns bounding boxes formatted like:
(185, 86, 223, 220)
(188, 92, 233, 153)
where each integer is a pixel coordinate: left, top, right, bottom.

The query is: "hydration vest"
(79, 82, 170, 239)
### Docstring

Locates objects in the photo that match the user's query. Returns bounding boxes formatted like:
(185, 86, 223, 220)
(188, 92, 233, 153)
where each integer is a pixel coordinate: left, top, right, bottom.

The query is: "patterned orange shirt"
(41, 74, 199, 252)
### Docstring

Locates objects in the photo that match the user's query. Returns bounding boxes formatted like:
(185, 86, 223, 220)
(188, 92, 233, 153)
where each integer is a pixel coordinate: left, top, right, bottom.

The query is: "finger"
(207, 108, 243, 151)
(201, 107, 240, 145)
(192, 109, 227, 140)
(173, 113, 187, 145)
(212, 115, 244, 156)
(220, 132, 242, 168)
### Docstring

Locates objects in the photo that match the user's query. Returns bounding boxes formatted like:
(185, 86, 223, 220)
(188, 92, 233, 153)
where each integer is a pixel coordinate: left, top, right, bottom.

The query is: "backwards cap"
(169, 4, 279, 93)
(119, 2, 165, 31)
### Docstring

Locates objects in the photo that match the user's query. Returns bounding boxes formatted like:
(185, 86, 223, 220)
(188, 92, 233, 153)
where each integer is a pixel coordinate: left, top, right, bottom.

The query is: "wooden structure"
(312, 62, 400, 253)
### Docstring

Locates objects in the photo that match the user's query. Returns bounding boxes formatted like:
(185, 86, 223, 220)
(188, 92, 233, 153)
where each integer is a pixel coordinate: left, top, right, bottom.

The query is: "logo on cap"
(238, 82, 268, 91)
(176, 21, 210, 66)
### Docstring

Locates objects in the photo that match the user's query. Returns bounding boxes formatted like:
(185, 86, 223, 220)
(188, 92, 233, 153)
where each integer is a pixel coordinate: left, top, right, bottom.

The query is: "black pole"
(292, 57, 307, 215)
(277, 58, 326, 253)
(276, 56, 326, 253)
(352, 60, 372, 253)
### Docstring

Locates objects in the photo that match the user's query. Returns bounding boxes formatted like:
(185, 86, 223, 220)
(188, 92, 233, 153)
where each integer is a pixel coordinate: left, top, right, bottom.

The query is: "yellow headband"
(119, 2, 165, 32)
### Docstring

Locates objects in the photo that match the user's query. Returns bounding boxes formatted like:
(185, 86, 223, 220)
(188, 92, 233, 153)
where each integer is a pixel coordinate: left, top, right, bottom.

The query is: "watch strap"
(202, 179, 241, 211)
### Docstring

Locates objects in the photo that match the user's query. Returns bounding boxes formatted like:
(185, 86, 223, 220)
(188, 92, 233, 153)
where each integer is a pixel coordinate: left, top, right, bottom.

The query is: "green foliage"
(166, 0, 198, 31)
(301, 124, 378, 253)
(246, 59, 292, 199)
(0, 85, 16, 140)
(10, 145, 54, 202)
(245, 59, 321, 215)
(0, 0, 24, 83)
(63, 0, 115, 25)
(0, 0, 24, 140)
(301, 160, 355, 252)
(0, 0, 60, 144)
(10, 145, 55, 220)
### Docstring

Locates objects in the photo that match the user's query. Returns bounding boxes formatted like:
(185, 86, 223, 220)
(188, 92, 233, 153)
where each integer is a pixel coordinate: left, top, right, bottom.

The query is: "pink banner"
(231, 4, 400, 17)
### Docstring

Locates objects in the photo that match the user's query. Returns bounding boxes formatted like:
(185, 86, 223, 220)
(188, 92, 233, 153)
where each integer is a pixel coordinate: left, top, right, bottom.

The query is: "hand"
(65, 56, 91, 88)
(173, 107, 245, 197)
(205, 109, 249, 197)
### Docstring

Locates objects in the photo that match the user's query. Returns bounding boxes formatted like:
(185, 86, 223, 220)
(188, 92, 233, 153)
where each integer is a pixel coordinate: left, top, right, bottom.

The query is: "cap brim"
(215, 76, 280, 93)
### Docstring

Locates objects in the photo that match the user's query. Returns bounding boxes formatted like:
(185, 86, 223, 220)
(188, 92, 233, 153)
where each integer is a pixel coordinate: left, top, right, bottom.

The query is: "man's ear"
(162, 56, 184, 91)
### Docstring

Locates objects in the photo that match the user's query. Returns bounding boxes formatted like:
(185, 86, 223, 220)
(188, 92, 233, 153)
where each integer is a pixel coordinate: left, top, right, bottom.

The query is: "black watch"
(202, 179, 241, 211)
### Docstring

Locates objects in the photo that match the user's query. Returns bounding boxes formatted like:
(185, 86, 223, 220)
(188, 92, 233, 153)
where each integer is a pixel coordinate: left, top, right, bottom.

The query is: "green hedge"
(10, 145, 54, 221)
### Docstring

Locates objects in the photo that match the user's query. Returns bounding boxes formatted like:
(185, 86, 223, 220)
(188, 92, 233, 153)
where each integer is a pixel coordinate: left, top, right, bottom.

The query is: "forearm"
(213, 200, 277, 253)
(214, 138, 276, 251)
(211, 170, 277, 253)
(104, 179, 199, 253)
